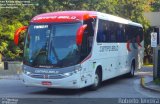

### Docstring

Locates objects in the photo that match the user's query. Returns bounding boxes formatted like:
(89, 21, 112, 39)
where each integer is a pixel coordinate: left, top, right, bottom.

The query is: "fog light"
(26, 71, 31, 75)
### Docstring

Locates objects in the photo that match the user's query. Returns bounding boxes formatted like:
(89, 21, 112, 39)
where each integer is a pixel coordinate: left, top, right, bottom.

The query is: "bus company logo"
(44, 75, 48, 79)
(35, 70, 59, 74)
(33, 16, 77, 21)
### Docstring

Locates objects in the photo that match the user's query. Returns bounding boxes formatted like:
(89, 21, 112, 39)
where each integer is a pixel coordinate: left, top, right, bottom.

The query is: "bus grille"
(30, 74, 64, 79)
(30, 74, 44, 79)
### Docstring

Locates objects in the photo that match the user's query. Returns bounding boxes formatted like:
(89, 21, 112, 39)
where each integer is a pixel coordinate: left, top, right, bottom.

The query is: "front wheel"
(127, 62, 135, 77)
(90, 70, 101, 90)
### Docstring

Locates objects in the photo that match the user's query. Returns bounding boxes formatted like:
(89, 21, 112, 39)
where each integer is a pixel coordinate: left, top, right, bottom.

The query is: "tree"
(0, 1, 36, 60)
(152, 0, 160, 11)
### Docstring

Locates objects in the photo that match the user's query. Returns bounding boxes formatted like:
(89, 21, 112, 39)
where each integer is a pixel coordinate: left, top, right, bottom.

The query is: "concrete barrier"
(0, 61, 22, 76)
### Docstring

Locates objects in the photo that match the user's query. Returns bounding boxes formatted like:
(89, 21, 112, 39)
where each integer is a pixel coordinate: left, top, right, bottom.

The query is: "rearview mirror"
(14, 26, 28, 45)
(76, 25, 87, 46)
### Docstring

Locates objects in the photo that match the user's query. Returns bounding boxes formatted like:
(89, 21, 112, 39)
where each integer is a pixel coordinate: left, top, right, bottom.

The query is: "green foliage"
(0, 0, 158, 60)
(154, 78, 160, 85)
(152, 0, 160, 11)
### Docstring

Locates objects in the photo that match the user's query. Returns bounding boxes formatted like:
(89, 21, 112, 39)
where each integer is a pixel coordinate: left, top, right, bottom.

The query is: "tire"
(127, 62, 135, 77)
(90, 70, 101, 90)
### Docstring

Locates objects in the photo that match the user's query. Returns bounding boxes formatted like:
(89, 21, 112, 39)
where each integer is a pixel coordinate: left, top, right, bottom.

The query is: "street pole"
(153, 47, 156, 80)
(153, 47, 158, 80)
(151, 32, 159, 80)
(157, 46, 160, 79)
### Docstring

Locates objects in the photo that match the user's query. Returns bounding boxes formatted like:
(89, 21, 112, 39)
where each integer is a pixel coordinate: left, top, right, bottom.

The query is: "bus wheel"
(90, 70, 101, 90)
(128, 62, 135, 77)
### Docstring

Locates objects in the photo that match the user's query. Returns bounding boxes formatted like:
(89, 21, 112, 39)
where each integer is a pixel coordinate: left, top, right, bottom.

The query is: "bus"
(14, 11, 144, 90)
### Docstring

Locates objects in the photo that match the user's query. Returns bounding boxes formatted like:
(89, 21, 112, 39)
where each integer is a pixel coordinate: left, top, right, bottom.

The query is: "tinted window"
(96, 19, 143, 43)
(97, 19, 106, 42)
(97, 19, 125, 43)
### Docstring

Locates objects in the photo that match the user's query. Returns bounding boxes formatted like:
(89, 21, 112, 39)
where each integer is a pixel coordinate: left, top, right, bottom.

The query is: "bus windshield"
(23, 22, 82, 68)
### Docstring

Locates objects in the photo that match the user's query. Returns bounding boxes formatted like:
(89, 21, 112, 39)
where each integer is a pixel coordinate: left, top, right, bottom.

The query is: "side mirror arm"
(76, 25, 87, 46)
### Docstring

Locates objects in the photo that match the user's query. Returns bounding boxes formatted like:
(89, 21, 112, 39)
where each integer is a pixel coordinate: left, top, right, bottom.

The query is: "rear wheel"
(90, 70, 101, 90)
(128, 62, 135, 77)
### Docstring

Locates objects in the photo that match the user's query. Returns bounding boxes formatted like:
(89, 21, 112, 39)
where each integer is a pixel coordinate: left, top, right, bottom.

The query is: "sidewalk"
(141, 71, 160, 93)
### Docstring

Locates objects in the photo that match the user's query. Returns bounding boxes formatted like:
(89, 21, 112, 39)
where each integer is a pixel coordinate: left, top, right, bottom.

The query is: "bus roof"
(97, 12, 142, 27)
(31, 11, 96, 23)
(31, 11, 142, 27)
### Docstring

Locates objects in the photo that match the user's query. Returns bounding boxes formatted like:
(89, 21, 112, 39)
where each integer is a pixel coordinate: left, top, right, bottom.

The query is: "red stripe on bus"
(80, 54, 92, 64)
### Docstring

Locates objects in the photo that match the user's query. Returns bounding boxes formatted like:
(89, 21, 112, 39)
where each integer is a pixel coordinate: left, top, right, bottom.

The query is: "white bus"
(14, 11, 144, 90)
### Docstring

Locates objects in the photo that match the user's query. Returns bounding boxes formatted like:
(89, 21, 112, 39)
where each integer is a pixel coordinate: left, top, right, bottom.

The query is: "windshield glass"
(24, 22, 82, 68)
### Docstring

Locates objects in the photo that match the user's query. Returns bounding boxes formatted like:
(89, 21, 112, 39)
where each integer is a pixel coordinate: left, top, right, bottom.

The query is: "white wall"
(144, 12, 160, 27)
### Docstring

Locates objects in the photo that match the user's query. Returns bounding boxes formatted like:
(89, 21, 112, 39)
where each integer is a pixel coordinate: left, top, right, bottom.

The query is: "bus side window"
(103, 21, 110, 42)
(97, 20, 104, 42)
(117, 24, 125, 42)
(97, 19, 108, 42)
(110, 22, 117, 42)
(81, 18, 96, 60)
(125, 25, 131, 41)
(85, 19, 94, 49)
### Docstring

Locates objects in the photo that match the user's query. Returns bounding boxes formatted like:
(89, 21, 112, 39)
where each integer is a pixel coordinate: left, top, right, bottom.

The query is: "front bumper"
(22, 73, 81, 89)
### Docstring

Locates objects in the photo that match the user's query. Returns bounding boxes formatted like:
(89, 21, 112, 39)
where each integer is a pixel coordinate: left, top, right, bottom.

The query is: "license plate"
(41, 81, 52, 86)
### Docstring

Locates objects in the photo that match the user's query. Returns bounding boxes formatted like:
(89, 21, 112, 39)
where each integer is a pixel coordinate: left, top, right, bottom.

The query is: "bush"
(154, 78, 160, 85)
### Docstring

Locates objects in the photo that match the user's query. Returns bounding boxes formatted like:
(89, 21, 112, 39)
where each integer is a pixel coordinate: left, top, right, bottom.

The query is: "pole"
(157, 46, 160, 78)
(153, 47, 157, 80)
(151, 32, 159, 80)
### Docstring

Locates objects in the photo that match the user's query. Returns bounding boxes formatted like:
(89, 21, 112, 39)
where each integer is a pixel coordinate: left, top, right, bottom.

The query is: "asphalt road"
(0, 66, 160, 104)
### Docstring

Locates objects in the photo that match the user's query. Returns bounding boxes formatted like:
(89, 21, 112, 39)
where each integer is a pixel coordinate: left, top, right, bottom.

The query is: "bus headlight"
(61, 65, 82, 77)
(74, 65, 82, 73)
(23, 70, 31, 76)
(63, 72, 73, 77)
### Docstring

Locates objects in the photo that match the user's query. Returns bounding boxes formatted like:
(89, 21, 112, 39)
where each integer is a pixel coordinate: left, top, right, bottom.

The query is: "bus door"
(80, 18, 96, 76)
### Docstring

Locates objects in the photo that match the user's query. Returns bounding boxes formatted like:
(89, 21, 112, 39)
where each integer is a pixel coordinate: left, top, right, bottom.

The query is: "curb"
(140, 77, 160, 93)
